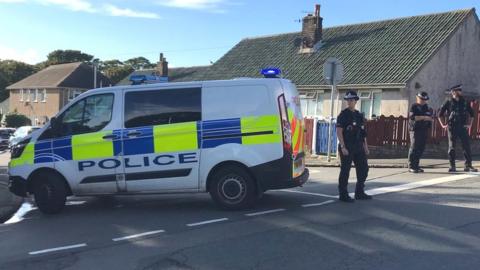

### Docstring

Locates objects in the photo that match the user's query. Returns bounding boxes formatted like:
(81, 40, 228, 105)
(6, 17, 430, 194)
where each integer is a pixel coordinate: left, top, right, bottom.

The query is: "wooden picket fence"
(303, 100, 480, 152)
(365, 100, 480, 146)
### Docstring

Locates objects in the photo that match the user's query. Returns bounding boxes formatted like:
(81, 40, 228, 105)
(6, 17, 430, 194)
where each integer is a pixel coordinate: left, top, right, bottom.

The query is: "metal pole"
(326, 63, 336, 162)
(93, 62, 97, 89)
(335, 89, 340, 158)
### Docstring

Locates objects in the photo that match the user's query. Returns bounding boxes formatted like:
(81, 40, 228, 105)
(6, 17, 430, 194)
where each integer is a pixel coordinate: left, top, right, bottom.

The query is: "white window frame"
(68, 89, 83, 102)
(359, 90, 382, 118)
(41, 89, 47, 102)
(20, 89, 24, 101)
(34, 89, 38, 102)
(299, 90, 324, 117)
(26, 89, 30, 102)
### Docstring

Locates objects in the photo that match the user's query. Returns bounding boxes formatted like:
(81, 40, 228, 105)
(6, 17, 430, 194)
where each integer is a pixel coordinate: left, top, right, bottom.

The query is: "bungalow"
(151, 6, 480, 119)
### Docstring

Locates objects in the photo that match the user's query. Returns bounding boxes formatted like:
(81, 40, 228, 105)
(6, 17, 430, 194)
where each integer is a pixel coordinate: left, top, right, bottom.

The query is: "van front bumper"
(8, 176, 27, 197)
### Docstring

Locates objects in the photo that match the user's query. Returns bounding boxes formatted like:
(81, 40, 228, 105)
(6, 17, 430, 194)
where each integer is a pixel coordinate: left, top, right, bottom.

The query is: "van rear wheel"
(33, 172, 67, 214)
(209, 165, 256, 210)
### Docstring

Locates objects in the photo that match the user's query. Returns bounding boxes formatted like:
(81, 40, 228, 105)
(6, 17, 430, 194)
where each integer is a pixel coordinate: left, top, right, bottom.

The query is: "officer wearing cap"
(336, 90, 372, 202)
(408, 91, 434, 173)
(438, 84, 478, 172)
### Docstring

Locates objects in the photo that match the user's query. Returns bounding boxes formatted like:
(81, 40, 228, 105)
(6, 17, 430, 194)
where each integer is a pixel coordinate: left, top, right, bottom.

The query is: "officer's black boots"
(339, 194, 355, 203)
(449, 167, 457, 173)
(354, 192, 373, 200)
(409, 168, 419, 173)
(464, 166, 478, 172)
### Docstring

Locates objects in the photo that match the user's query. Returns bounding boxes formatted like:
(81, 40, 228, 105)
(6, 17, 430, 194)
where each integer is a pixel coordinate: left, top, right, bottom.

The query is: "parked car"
(0, 128, 16, 151)
(9, 126, 41, 148)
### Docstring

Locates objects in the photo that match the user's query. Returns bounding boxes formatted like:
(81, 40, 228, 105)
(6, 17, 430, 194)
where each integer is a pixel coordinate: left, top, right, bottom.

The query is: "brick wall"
(9, 88, 61, 124)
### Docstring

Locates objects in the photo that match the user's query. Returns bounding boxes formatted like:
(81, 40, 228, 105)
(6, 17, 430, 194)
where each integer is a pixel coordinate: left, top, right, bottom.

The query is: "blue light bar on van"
(129, 75, 168, 85)
(260, 68, 281, 78)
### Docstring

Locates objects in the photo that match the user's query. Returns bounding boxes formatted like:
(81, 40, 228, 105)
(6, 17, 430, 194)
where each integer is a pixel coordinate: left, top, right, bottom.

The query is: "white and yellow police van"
(8, 69, 309, 214)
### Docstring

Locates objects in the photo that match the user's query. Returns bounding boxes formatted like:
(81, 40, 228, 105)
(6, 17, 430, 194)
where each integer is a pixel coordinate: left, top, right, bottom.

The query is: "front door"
(121, 87, 202, 192)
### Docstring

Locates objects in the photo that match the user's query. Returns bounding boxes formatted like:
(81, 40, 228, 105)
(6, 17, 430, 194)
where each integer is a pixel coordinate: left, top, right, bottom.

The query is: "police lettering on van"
(78, 152, 197, 171)
(9, 70, 309, 214)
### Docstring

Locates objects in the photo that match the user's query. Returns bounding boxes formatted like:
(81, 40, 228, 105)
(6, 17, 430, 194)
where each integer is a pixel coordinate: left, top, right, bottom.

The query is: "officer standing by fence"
(438, 85, 478, 172)
(408, 92, 434, 173)
(336, 91, 372, 203)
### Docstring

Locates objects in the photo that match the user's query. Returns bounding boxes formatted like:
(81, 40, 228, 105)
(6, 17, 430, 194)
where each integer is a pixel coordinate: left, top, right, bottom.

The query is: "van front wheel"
(33, 173, 67, 214)
(209, 165, 256, 210)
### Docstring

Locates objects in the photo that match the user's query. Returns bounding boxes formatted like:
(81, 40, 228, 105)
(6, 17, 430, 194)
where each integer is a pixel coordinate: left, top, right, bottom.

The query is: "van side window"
(124, 88, 201, 128)
(57, 94, 114, 137)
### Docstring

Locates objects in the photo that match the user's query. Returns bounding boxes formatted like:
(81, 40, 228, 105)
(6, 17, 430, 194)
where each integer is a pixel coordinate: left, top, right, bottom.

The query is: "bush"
(5, 113, 31, 128)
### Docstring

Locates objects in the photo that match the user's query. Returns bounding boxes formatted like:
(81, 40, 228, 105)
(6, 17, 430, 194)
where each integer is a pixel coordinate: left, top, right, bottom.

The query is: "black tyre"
(33, 172, 67, 214)
(209, 165, 257, 210)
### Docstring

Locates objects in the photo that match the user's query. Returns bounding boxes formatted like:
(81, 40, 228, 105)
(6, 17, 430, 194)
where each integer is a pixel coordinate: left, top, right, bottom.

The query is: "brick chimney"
(301, 4, 323, 51)
(156, 53, 168, 77)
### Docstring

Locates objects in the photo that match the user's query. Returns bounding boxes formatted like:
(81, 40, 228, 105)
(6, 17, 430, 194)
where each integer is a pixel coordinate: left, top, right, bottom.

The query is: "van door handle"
(126, 131, 142, 137)
(102, 134, 118, 140)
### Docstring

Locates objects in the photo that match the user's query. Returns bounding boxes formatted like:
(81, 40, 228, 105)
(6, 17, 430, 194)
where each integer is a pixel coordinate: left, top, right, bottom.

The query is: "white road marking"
(29, 243, 87, 255)
(245, 208, 286, 217)
(351, 173, 477, 197)
(66, 201, 86, 206)
(112, 230, 165, 242)
(187, 218, 229, 227)
(276, 189, 338, 199)
(302, 200, 335, 208)
(4, 202, 34, 224)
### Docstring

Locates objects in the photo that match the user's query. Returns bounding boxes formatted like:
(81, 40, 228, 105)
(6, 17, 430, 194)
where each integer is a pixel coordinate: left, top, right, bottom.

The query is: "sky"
(0, 0, 479, 67)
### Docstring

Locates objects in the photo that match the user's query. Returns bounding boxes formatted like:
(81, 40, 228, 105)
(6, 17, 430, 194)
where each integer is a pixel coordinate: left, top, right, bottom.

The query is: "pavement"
(306, 155, 480, 168)
(0, 150, 23, 223)
(0, 166, 479, 269)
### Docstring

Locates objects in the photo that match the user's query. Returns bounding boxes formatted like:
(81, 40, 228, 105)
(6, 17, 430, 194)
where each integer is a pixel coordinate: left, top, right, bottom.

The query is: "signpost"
(323, 58, 344, 162)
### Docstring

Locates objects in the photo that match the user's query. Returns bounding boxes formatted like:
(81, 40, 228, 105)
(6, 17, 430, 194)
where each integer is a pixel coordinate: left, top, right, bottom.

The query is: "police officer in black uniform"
(336, 91, 372, 203)
(438, 85, 478, 172)
(408, 92, 434, 173)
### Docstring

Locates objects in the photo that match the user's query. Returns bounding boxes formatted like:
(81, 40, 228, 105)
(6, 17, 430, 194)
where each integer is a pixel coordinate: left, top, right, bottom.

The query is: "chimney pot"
(156, 52, 168, 77)
(301, 4, 323, 50)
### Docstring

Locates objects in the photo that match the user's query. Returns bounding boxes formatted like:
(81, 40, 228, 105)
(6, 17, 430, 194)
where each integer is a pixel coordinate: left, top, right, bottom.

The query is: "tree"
(0, 60, 36, 101)
(124, 57, 155, 70)
(46, 50, 94, 66)
(5, 113, 31, 128)
(104, 66, 134, 85)
(97, 59, 133, 85)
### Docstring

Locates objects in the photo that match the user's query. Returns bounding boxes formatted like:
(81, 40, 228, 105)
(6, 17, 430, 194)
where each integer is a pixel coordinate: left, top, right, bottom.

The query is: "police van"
(8, 70, 309, 214)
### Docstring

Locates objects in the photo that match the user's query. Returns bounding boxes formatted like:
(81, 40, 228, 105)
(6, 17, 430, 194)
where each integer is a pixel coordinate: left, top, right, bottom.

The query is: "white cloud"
(104, 4, 160, 19)
(0, 0, 161, 19)
(0, 45, 43, 64)
(36, 0, 96, 13)
(157, 0, 227, 12)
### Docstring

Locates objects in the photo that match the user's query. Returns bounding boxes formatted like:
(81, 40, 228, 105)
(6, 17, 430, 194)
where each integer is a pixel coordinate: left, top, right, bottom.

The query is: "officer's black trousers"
(408, 130, 428, 169)
(448, 127, 472, 167)
(338, 147, 369, 196)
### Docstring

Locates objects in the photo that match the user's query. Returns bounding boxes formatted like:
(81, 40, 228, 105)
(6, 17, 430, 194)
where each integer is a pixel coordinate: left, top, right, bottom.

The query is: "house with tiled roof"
(166, 6, 480, 119)
(7, 62, 111, 125)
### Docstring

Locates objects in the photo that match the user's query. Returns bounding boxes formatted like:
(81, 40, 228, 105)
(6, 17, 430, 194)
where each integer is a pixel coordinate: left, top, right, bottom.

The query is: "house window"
(20, 89, 24, 101)
(300, 91, 324, 117)
(68, 89, 83, 101)
(38, 89, 46, 102)
(30, 89, 36, 102)
(359, 90, 382, 118)
(34, 89, 39, 102)
(26, 89, 30, 101)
